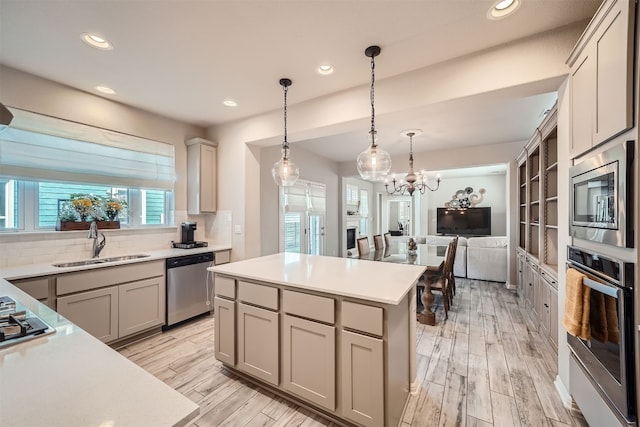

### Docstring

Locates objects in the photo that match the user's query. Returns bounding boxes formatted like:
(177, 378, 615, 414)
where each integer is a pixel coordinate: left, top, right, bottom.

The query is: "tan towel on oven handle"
(563, 268, 590, 340)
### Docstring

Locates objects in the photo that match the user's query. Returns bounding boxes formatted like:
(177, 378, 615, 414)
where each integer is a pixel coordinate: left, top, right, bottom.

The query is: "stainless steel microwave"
(569, 140, 634, 248)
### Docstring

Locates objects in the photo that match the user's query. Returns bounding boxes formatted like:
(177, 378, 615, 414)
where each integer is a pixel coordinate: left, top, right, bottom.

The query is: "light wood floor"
(118, 278, 588, 427)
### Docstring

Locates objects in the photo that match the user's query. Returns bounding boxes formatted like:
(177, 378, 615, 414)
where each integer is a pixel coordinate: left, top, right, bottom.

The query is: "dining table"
(358, 242, 446, 325)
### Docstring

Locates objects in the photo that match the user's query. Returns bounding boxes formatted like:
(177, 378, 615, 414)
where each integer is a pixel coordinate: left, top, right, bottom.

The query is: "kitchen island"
(0, 278, 199, 427)
(210, 253, 426, 427)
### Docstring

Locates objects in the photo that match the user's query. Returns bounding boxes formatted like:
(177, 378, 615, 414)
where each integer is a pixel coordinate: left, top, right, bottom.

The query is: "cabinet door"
(237, 302, 279, 385)
(595, 0, 633, 144)
(540, 282, 551, 334)
(283, 315, 335, 411)
(569, 50, 595, 158)
(57, 287, 118, 343)
(214, 296, 236, 365)
(200, 144, 217, 212)
(549, 285, 559, 348)
(341, 330, 384, 427)
(11, 277, 51, 307)
(118, 277, 165, 337)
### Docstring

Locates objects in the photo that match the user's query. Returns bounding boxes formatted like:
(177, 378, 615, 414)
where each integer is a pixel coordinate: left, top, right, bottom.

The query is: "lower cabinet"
(214, 296, 235, 365)
(283, 314, 336, 411)
(341, 330, 384, 427)
(237, 302, 279, 386)
(118, 277, 165, 337)
(56, 260, 165, 344)
(9, 276, 52, 308)
(57, 286, 119, 342)
(213, 273, 410, 427)
(539, 271, 559, 350)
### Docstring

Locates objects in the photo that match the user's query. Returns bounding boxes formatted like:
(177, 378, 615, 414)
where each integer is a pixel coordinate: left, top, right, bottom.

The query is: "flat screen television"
(436, 207, 491, 236)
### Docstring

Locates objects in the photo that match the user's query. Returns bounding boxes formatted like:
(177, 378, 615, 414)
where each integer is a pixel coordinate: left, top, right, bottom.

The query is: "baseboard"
(504, 280, 516, 290)
(554, 375, 576, 410)
(410, 379, 420, 395)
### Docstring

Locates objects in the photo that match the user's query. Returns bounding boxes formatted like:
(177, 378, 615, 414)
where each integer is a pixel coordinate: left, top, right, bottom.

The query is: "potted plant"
(70, 193, 100, 222)
(103, 197, 127, 221)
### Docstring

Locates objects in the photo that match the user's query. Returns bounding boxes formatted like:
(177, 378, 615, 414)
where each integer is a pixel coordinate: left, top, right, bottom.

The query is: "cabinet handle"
(544, 303, 549, 308)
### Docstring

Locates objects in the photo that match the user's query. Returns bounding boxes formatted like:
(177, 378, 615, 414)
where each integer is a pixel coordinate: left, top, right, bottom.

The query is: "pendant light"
(357, 45, 391, 182)
(272, 78, 299, 186)
(385, 130, 441, 196)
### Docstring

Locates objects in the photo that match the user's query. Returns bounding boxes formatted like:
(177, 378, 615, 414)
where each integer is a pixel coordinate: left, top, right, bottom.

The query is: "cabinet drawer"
(57, 260, 164, 296)
(283, 290, 334, 324)
(215, 250, 231, 265)
(11, 277, 50, 300)
(215, 275, 235, 299)
(342, 301, 383, 337)
(238, 281, 278, 310)
(539, 268, 557, 289)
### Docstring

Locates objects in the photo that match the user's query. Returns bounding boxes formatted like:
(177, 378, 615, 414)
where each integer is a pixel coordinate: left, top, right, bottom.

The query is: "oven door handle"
(582, 276, 619, 297)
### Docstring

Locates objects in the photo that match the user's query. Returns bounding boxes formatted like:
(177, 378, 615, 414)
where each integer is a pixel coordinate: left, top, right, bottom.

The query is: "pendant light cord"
(370, 53, 376, 148)
(283, 84, 289, 154)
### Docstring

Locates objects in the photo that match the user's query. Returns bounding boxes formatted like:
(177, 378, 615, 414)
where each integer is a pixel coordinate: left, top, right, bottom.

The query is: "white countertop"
(0, 280, 199, 427)
(0, 244, 231, 280)
(210, 253, 426, 305)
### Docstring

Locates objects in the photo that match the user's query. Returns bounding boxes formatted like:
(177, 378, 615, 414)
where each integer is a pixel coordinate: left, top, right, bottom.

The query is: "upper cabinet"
(186, 137, 217, 214)
(567, 0, 635, 158)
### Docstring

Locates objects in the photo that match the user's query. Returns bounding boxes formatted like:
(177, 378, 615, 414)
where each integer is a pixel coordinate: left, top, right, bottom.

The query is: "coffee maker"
(181, 222, 197, 243)
(172, 222, 208, 249)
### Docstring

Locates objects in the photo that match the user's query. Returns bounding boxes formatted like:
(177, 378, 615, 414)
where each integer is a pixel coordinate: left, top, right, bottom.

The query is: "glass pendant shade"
(356, 144, 391, 182)
(272, 149, 299, 187)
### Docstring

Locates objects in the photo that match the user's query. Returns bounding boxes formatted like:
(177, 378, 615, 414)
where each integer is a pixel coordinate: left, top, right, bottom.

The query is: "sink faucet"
(88, 221, 106, 258)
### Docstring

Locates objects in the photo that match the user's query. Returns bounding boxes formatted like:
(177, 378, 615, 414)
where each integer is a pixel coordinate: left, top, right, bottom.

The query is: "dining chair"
(383, 232, 391, 247)
(373, 234, 384, 250)
(426, 240, 456, 319)
(449, 236, 459, 297)
(357, 236, 370, 255)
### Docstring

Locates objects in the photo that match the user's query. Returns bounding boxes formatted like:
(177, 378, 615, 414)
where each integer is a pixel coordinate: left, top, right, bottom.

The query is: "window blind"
(0, 108, 176, 189)
(359, 189, 369, 217)
(282, 179, 326, 214)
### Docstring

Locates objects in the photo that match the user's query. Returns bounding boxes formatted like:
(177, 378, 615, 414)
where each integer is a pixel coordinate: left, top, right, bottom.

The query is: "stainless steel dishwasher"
(165, 251, 214, 328)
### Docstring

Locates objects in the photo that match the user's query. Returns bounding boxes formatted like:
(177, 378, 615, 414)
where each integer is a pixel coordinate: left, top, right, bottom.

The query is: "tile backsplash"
(0, 210, 233, 268)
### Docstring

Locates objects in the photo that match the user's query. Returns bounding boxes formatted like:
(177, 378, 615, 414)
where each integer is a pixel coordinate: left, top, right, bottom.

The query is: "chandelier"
(272, 78, 299, 186)
(385, 131, 440, 196)
(356, 45, 391, 181)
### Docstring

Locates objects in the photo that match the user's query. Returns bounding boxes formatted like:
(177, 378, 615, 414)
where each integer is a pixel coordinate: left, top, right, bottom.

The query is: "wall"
(426, 174, 507, 236)
(260, 144, 340, 257)
(0, 66, 235, 268)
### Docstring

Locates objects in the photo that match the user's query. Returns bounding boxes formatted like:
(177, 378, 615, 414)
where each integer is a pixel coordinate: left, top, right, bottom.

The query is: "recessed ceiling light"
(487, 0, 521, 20)
(95, 85, 116, 95)
(223, 99, 238, 107)
(81, 32, 113, 50)
(317, 64, 335, 75)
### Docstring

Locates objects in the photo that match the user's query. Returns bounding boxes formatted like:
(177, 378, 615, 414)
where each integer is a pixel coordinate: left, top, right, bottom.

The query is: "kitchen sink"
(53, 254, 150, 268)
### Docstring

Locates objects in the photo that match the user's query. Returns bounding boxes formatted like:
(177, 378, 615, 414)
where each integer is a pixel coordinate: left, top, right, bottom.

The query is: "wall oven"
(569, 140, 634, 248)
(566, 246, 635, 426)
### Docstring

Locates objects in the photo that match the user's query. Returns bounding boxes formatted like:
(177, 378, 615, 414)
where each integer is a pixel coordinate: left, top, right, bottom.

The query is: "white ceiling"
(0, 0, 601, 165)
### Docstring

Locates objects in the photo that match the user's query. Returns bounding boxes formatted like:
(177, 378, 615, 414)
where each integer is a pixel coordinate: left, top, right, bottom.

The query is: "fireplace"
(346, 228, 356, 250)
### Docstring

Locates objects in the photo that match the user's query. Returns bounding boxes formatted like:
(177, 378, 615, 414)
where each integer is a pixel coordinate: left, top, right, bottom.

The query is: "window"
(359, 189, 369, 235)
(279, 179, 326, 255)
(0, 179, 172, 231)
(0, 107, 176, 232)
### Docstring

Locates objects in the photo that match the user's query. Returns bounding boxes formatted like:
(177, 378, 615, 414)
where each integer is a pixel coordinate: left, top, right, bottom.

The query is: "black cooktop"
(0, 296, 55, 349)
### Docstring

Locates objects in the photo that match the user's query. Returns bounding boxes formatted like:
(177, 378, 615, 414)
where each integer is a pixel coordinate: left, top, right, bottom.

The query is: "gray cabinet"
(56, 260, 165, 343)
(237, 302, 279, 386)
(282, 314, 336, 411)
(567, 0, 635, 157)
(10, 276, 52, 307)
(214, 296, 235, 365)
(57, 286, 118, 343)
(186, 137, 217, 214)
(118, 277, 165, 337)
(540, 269, 559, 350)
(341, 330, 384, 427)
